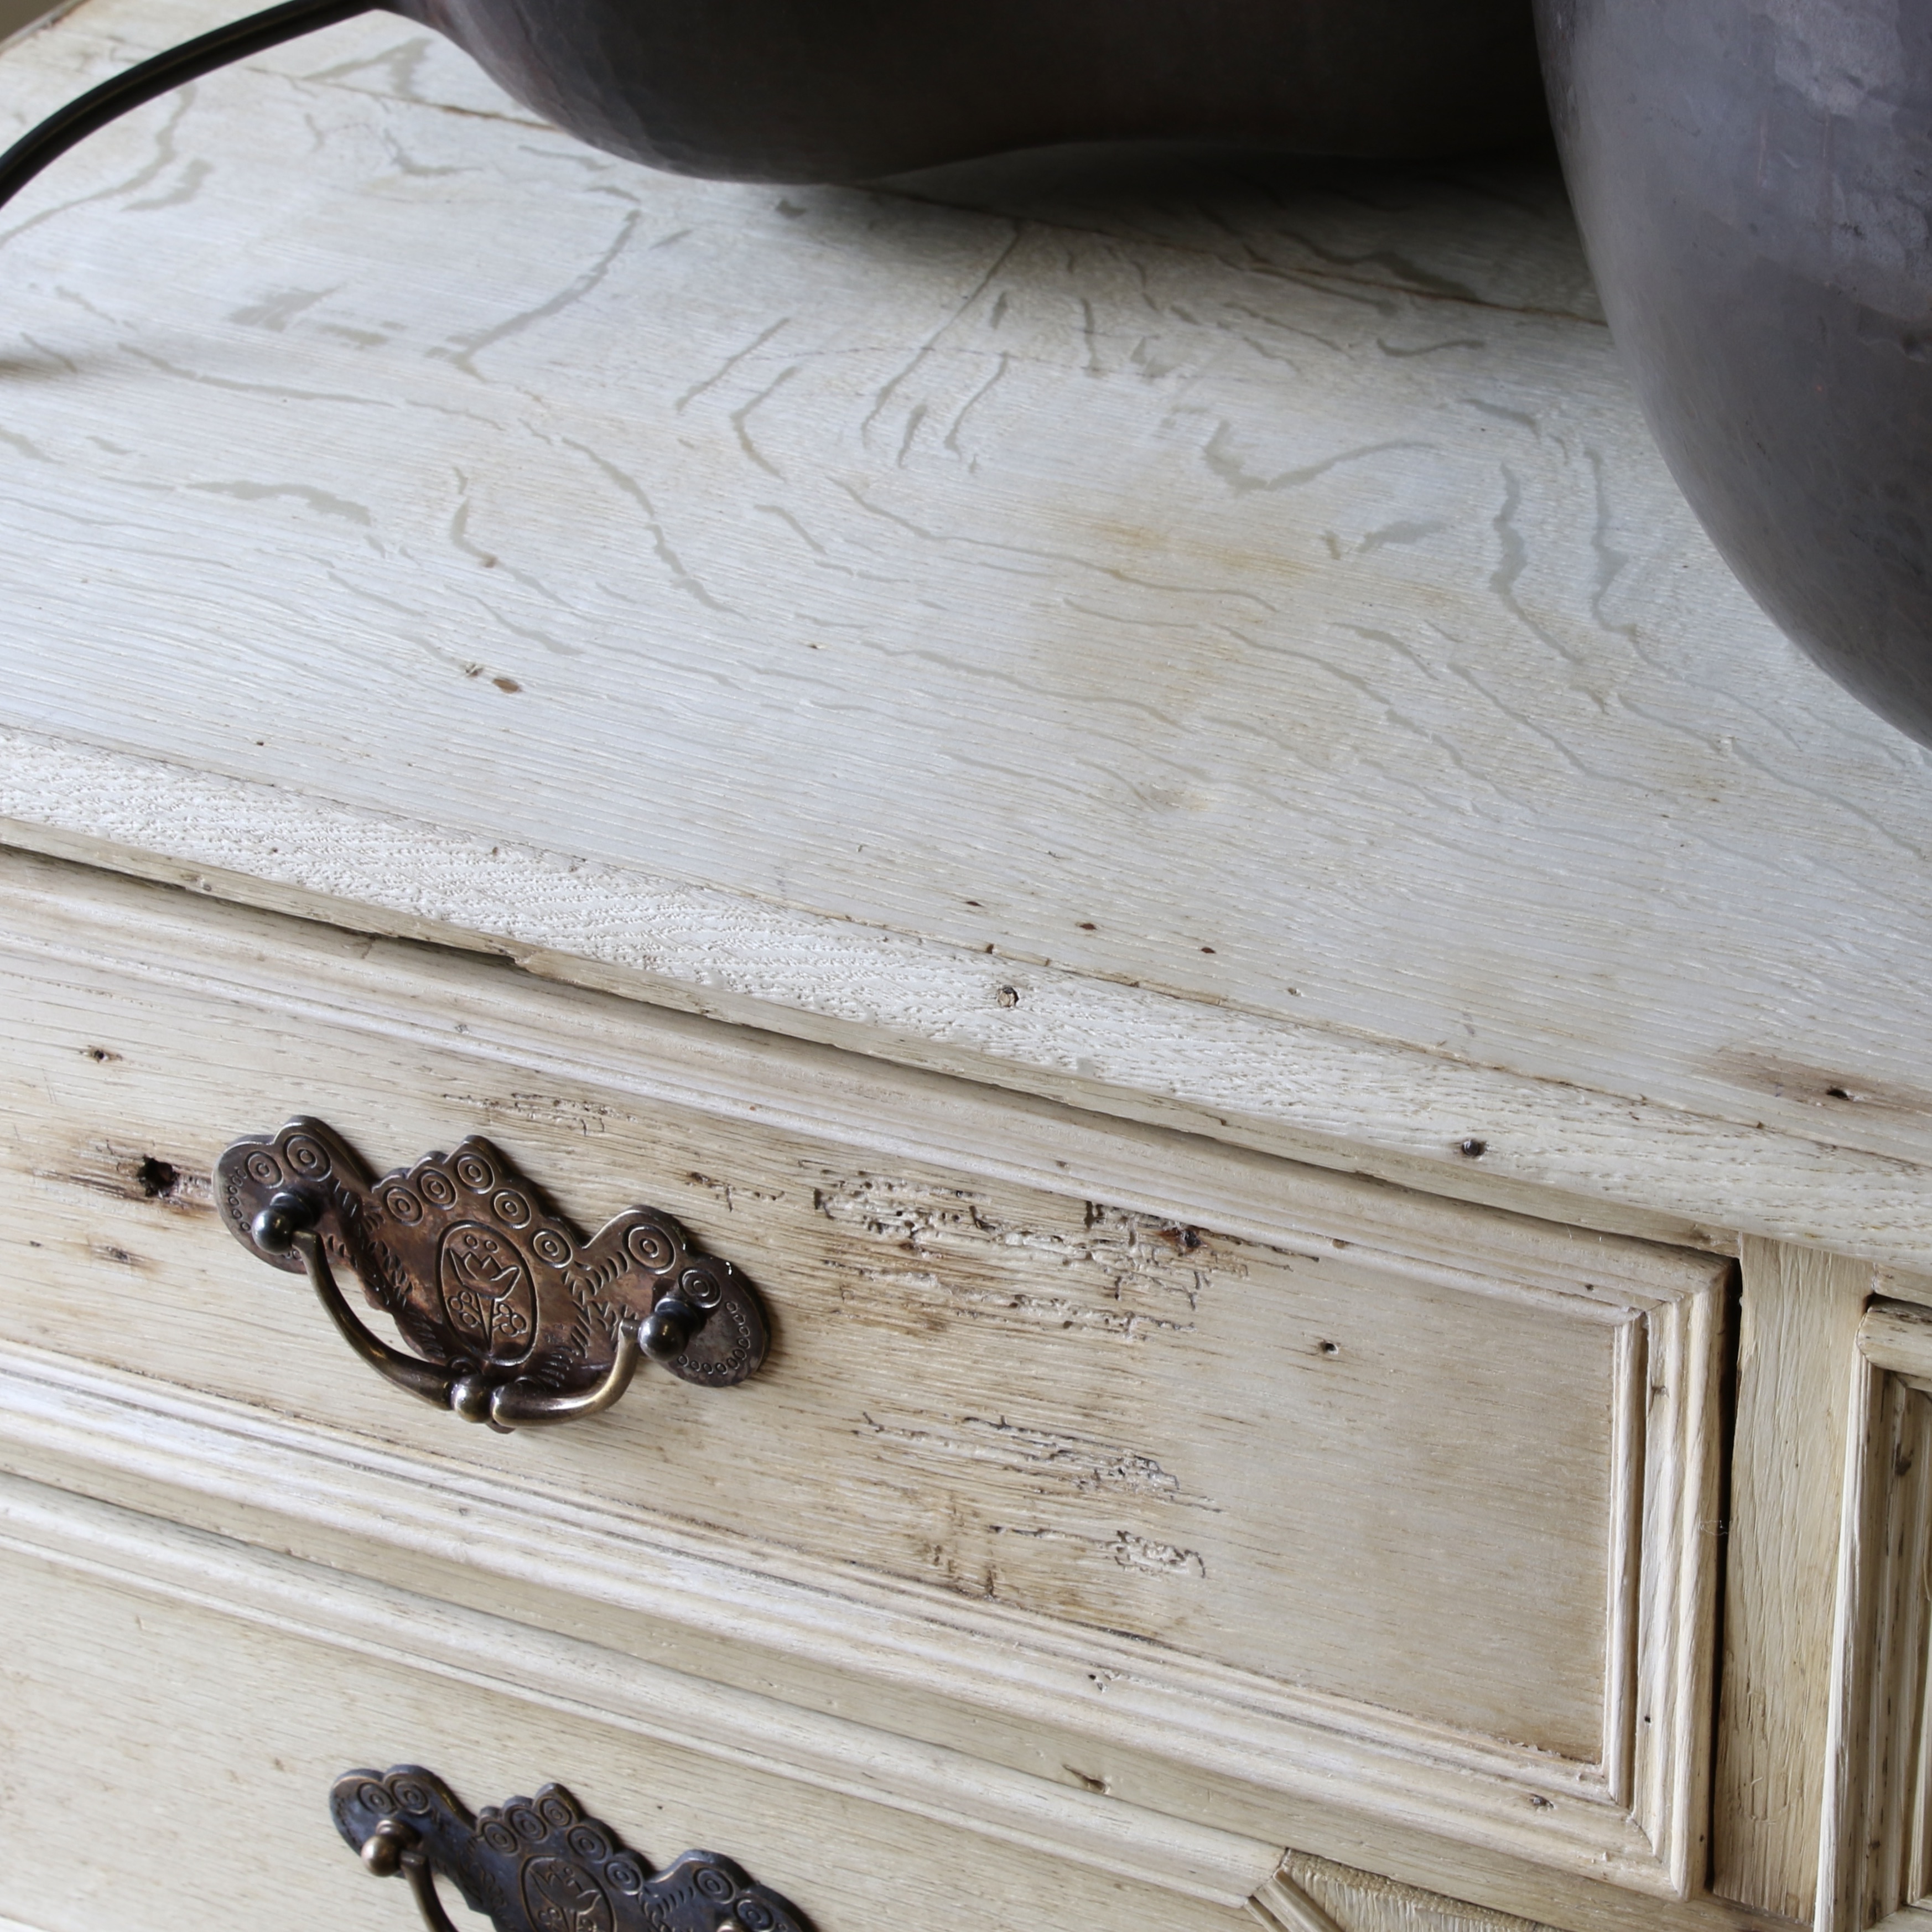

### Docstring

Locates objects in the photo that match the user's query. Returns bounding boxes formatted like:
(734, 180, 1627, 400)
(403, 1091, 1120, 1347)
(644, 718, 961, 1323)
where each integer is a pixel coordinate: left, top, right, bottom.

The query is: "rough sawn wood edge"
(1256, 1851, 1569, 1931)
(7, 747, 1932, 1289)
(0, 843, 1734, 1310)
(1251, 1871, 1351, 1932)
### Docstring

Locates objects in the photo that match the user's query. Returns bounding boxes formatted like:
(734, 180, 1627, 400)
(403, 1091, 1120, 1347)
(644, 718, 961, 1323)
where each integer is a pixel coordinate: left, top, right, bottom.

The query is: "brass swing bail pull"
(219, 1119, 769, 1432)
(359, 1820, 463, 1932)
(251, 1187, 657, 1429)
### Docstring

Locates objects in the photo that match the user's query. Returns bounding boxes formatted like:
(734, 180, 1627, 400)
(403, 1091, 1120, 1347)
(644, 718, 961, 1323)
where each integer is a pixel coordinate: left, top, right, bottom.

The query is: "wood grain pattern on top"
(3, 0, 1931, 1268)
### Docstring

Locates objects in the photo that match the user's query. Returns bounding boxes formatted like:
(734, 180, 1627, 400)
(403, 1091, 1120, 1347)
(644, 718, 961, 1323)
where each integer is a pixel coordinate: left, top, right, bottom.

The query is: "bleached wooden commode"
(2, 4, 1929, 1930)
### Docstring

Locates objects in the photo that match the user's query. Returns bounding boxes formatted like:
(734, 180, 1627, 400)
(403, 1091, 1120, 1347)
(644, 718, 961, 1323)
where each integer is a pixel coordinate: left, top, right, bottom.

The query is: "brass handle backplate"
(334, 1767, 812, 1932)
(217, 1118, 768, 1430)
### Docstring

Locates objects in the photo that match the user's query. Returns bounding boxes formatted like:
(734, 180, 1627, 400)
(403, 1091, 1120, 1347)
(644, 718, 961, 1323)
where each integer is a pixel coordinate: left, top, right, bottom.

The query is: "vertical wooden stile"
(1713, 1239, 1873, 1922)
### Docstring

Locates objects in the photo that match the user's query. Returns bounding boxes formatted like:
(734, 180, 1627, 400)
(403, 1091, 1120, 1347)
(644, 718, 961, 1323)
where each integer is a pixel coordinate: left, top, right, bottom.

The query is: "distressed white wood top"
(4, 0, 1932, 1271)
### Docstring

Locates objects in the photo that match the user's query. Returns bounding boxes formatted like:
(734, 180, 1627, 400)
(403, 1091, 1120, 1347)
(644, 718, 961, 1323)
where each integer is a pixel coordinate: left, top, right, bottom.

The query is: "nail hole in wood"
(136, 1157, 180, 1200)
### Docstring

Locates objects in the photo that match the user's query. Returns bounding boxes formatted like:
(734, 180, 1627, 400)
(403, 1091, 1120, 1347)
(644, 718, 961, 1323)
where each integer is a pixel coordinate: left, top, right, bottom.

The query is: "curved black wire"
(0, 0, 383, 217)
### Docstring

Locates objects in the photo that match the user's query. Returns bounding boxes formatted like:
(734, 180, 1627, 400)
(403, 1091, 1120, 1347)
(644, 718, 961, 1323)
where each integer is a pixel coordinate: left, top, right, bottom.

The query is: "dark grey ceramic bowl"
(1538, 0, 1932, 744)
(392, 0, 1547, 181)
(2, 0, 1547, 228)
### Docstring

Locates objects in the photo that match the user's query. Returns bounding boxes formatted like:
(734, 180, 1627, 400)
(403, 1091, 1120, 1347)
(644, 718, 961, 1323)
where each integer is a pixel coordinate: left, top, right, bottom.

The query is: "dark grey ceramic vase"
(1536, 0, 1932, 744)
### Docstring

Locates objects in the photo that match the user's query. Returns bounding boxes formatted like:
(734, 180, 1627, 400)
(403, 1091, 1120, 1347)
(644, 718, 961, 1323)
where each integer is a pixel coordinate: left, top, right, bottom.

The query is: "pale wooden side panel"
(1714, 1237, 1873, 1919)
(1851, 1387, 1932, 1928)
(0, 1513, 1233, 1932)
(1817, 1313, 1932, 1932)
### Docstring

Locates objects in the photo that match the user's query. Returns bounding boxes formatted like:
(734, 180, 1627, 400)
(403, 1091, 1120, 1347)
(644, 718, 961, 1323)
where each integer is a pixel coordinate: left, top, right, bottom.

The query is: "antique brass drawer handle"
(335, 1766, 812, 1932)
(218, 1119, 768, 1431)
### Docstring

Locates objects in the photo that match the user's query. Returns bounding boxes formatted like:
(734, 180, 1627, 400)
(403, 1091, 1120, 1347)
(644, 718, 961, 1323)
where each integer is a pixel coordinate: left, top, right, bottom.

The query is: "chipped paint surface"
(815, 1176, 1222, 1342)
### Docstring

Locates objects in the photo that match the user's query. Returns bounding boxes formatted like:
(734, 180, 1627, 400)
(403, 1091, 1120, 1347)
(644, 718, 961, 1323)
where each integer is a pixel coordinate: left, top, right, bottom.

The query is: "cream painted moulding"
(3, 0, 1932, 1281)
(0, 850, 1742, 1932)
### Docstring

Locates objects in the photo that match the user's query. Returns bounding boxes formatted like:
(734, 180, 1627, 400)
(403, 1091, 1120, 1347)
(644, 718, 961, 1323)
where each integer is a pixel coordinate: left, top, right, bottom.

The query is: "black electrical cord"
(0, 0, 382, 217)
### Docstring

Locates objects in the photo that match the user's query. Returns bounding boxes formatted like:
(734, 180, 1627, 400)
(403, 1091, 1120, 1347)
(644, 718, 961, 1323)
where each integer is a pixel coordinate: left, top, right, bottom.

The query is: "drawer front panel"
(0, 854, 1730, 1896)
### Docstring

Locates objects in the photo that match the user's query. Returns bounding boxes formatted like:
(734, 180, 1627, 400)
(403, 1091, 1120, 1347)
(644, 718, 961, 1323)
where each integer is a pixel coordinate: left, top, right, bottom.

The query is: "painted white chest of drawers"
(3, 5, 1932, 1931)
